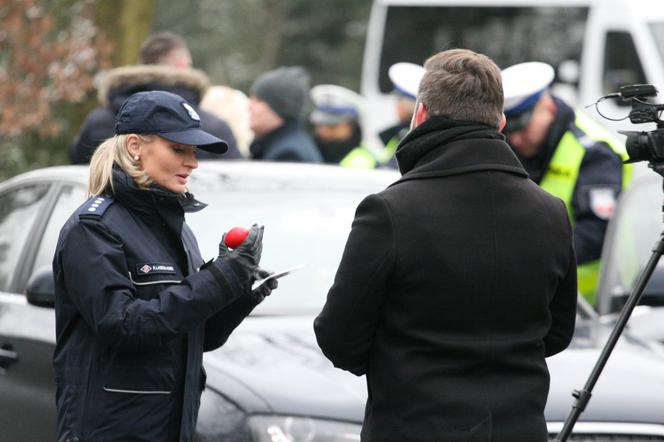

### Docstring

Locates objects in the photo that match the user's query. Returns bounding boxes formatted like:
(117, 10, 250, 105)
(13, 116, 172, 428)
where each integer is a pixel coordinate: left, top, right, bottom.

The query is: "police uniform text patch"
(136, 263, 177, 275)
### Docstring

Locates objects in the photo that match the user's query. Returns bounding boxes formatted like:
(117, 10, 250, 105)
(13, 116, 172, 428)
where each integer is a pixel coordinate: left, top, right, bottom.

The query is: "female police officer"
(52, 90, 275, 442)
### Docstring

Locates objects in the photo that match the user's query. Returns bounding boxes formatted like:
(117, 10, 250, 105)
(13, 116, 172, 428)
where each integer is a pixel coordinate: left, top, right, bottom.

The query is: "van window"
(379, 6, 588, 93)
(603, 31, 646, 96)
(649, 23, 664, 70)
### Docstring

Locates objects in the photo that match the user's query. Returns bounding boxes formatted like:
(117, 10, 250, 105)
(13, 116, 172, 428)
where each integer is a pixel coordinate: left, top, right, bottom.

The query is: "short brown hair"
(139, 32, 188, 65)
(419, 49, 503, 127)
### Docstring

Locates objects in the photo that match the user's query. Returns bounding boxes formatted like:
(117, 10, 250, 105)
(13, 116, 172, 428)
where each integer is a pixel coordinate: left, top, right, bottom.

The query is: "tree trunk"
(94, 0, 157, 67)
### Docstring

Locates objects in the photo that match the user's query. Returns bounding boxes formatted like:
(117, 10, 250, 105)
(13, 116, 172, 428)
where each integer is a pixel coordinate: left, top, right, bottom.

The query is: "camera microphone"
(618, 84, 658, 100)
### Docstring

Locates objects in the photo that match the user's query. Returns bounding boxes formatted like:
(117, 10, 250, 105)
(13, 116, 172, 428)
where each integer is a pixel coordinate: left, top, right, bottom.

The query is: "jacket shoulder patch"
(78, 195, 114, 219)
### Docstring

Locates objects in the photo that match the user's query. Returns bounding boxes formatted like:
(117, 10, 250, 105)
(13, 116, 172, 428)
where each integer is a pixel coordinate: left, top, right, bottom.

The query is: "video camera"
(605, 84, 664, 164)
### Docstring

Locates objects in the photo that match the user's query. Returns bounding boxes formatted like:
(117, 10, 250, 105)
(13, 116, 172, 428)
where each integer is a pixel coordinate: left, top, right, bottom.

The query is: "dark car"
(1, 162, 664, 441)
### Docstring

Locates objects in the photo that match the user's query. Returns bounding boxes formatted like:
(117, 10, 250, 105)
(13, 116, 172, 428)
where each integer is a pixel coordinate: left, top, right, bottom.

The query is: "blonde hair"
(88, 134, 154, 196)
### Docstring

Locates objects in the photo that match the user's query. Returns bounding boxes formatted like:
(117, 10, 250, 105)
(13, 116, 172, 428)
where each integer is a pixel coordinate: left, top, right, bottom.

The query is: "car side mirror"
(25, 266, 55, 308)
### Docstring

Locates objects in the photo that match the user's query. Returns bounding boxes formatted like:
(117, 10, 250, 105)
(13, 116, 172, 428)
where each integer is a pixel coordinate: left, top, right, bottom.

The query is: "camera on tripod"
(608, 84, 664, 164)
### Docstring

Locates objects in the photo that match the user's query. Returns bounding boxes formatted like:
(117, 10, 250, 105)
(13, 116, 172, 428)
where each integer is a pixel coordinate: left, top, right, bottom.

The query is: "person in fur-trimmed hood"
(70, 33, 240, 163)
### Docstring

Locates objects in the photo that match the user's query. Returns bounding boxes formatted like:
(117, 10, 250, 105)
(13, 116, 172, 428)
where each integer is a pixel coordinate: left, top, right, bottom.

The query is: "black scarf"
(109, 167, 206, 235)
(395, 116, 505, 175)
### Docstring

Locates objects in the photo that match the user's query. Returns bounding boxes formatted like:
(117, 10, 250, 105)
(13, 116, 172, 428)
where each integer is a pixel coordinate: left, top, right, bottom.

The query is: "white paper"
(252, 264, 305, 290)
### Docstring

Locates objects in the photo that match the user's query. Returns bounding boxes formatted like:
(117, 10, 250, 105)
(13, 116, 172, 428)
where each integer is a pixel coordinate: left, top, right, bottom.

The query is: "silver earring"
(134, 155, 140, 161)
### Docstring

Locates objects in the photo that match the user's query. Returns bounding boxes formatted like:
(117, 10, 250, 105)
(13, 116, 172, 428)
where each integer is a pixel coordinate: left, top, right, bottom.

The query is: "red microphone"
(224, 226, 250, 249)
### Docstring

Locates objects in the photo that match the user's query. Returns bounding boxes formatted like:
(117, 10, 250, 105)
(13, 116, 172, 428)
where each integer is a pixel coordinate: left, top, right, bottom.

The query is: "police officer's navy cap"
(310, 84, 365, 125)
(115, 90, 228, 154)
(388, 62, 425, 100)
(502, 62, 555, 133)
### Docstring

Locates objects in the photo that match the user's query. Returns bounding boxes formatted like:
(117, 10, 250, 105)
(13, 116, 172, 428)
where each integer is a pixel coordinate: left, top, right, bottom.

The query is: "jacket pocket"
(128, 270, 182, 286)
(128, 269, 183, 301)
(103, 365, 175, 394)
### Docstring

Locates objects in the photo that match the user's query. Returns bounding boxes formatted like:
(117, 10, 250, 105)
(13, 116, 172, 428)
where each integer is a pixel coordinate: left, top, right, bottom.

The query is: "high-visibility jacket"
(339, 145, 378, 168)
(539, 112, 632, 304)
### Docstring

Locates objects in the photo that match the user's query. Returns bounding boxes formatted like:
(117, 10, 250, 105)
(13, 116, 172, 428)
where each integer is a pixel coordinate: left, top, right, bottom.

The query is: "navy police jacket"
(53, 168, 258, 441)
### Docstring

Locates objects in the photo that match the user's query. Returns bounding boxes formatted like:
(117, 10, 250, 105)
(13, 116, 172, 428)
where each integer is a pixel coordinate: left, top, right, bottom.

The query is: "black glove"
(210, 224, 264, 297)
(250, 267, 279, 304)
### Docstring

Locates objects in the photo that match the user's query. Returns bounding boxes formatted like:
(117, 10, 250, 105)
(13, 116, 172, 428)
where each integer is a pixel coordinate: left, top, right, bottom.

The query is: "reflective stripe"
(103, 387, 171, 394)
(340, 146, 377, 168)
(540, 131, 585, 221)
(128, 272, 181, 286)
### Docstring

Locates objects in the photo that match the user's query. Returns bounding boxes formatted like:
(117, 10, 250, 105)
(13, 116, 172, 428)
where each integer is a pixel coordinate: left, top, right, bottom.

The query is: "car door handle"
(0, 347, 19, 372)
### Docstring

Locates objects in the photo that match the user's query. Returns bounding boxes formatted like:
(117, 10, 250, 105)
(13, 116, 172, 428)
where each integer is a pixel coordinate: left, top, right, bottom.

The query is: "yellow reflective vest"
(539, 112, 632, 305)
(339, 145, 378, 168)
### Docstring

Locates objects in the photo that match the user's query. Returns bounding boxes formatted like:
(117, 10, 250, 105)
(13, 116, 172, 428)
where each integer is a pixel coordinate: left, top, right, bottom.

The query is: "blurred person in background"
(310, 84, 377, 168)
(502, 61, 631, 305)
(201, 85, 253, 157)
(54, 90, 275, 441)
(377, 62, 425, 168)
(248, 66, 322, 163)
(70, 31, 241, 164)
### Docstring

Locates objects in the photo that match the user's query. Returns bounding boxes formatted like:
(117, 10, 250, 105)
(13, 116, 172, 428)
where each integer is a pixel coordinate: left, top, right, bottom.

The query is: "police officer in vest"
(502, 61, 631, 305)
(310, 84, 378, 168)
(378, 62, 425, 168)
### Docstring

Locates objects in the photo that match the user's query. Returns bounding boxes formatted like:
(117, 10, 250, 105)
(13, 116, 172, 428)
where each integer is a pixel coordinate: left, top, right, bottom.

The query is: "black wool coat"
(315, 117, 578, 442)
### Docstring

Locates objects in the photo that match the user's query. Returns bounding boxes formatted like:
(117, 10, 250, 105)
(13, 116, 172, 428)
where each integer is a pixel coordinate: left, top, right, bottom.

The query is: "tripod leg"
(554, 233, 664, 442)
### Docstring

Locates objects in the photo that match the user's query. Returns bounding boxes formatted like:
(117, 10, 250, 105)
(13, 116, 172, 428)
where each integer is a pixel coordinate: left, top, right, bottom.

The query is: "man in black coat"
(314, 49, 577, 442)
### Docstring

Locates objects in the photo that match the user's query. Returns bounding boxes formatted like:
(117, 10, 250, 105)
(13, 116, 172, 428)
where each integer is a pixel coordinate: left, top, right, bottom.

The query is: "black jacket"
(315, 117, 577, 442)
(53, 168, 258, 441)
(249, 120, 322, 163)
(70, 65, 241, 163)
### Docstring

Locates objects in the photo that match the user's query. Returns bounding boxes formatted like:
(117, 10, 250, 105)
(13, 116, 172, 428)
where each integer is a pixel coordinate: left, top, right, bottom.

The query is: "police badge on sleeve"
(589, 188, 617, 220)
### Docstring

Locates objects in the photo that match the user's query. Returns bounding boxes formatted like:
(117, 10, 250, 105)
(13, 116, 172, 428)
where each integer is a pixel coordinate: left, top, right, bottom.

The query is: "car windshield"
(597, 172, 664, 313)
(186, 184, 374, 316)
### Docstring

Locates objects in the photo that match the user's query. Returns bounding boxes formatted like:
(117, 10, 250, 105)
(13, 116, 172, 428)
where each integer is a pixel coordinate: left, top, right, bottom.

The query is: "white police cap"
(388, 62, 425, 100)
(310, 84, 365, 125)
(502, 62, 555, 113)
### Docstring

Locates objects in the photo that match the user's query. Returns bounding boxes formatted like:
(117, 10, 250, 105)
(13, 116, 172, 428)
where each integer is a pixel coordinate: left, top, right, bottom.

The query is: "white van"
(361, 0, 664, 143)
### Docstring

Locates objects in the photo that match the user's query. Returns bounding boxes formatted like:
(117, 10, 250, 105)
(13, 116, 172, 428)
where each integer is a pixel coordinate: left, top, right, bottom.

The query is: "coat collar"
(249, 119, 299, 159)
(109, 167, 206, 235)
(392, 116, 527, 186)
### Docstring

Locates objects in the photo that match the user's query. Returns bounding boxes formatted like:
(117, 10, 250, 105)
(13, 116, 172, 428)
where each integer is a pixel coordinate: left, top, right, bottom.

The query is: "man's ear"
(411, 101, 429, 129)
(498, 113, 506, 132)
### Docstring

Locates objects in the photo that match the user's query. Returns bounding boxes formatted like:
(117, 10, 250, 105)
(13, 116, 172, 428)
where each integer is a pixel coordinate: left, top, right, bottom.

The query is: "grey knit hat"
(250, 66, 310, 120)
